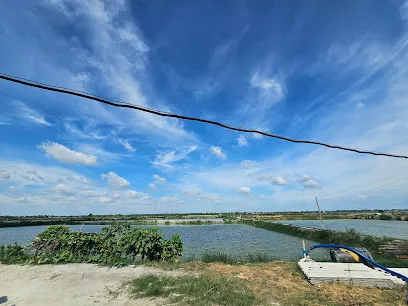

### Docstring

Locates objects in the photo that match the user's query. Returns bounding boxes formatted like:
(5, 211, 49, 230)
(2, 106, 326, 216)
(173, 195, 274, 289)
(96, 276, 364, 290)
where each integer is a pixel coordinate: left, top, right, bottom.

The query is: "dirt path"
(0, 264, 181, 306)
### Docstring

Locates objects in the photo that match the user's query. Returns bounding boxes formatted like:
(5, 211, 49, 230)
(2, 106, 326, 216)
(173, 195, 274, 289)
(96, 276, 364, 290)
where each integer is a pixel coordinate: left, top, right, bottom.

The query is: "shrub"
(0, 244, 28, 264)
(379, 214, 393, 220)
(1, 223, 183, 265)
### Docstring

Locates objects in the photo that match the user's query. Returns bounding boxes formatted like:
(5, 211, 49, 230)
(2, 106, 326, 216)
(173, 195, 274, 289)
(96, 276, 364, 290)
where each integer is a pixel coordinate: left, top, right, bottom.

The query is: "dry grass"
(183, 261, 405, 306)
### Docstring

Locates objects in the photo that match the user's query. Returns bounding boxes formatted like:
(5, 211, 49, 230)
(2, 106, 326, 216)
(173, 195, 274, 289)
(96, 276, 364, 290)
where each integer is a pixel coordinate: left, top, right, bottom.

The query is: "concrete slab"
(298, 259, 407, 288)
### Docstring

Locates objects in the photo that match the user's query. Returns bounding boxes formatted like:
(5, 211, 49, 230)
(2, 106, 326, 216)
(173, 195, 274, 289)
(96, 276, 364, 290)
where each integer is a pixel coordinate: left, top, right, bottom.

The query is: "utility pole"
(315, 197, 324, 229)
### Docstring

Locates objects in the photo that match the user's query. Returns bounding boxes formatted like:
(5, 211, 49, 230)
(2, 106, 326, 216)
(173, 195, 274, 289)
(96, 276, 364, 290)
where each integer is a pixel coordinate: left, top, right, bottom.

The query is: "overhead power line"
(1, 72, 408, 159)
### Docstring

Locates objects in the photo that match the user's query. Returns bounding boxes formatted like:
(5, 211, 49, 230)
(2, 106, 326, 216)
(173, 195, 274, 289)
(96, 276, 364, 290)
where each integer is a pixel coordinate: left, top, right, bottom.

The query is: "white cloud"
(72, 72, 91, 83)
(0, 160, 92, 189)
(356, 102, 365, 109)
(16, 197, 32, 204)
(52, 184, 73, 195)
(148, 183, 158, 190)
(100, 171, 130, 188)
(63, 121, 107, 140)
(271, 176, 288, 186)
(75, 143, 127, 163)
(298, 175, 318, 188)
(0, 170, 10, 179)
(117, 139, 136, 152)
(43, 0, 196, 143)
(240, 160, 259, 169)
(14, 101, 52, 126)
(257, 174, 287, 186)
(0, 115, 11, 126)
(209, 146, 227, 160)
(153, 174, 166, 184)
(237, 135, 249, 147)
(112, 192, 121, 199)
(152, 146, 197, 168)
(259, 194, 266, 200)
(237, 186, 251, 194)
(160, 196, 183, 203)
(303, 179, 319, 188)
(182, 189, 222, 203)
(401, 0, 408, 20)
(82, 190, 100, 197)
(250, 72, 285, 105)
(98, 196, 113, 203)
(39, 141, 97, 166)
(125, 190, 150, 200)
(8, 186, 16, 192)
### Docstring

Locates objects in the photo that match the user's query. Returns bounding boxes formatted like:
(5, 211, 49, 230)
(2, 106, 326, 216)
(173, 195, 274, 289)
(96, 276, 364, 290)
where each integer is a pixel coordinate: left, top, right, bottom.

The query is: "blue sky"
(1, 0, 408, 215)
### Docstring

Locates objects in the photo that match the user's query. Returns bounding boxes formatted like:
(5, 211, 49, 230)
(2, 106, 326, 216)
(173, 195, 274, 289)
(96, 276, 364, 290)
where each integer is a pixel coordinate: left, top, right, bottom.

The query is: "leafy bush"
(379, 214, 393, 220)
(0, 244, 28, 264)
(1, 223, 183, 265)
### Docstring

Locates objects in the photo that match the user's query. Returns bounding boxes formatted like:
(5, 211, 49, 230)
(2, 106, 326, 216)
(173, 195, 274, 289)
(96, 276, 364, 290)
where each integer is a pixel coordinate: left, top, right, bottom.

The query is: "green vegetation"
(242, 220, 408, 267)
(201, 252, 238, 264)
(0, 223, 183, 265)
(200, 252, 272, 265)
(0, 245, 29, 264)
(128, 273, 258, 306)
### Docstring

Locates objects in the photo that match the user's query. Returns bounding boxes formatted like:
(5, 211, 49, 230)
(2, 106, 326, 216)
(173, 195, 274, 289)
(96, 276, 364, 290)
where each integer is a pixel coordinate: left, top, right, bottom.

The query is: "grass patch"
(246, 253, 272, 263)
(126, 262, 406, 305)
(205, 261, 406, 305)
(128, 273, 258, 306)
(200, 252, 276, 265)
(201, 252, 238, 265)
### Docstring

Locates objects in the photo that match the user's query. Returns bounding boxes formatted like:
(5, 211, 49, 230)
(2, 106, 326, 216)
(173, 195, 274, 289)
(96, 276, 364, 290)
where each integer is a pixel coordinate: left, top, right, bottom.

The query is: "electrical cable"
(1, 72, 408, 159)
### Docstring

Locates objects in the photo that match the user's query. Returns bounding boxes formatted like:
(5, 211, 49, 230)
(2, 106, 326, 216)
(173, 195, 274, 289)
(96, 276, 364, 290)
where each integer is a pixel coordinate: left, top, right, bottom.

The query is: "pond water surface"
(0, 224, 326, 260)
(278, 219, 408, 240)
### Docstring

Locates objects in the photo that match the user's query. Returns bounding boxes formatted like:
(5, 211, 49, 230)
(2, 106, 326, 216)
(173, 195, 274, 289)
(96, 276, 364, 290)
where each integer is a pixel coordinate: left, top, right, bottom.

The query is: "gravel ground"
(0, 264, 182, 306)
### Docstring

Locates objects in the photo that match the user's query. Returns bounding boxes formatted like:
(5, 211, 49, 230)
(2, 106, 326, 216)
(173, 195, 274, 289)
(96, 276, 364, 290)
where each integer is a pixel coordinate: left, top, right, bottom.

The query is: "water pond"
(0, 224, 326, 260)
(279, 219, 408, 240)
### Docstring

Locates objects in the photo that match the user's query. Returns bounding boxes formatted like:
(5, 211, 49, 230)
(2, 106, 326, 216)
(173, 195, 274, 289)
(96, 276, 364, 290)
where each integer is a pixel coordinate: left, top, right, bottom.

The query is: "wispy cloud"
(209, 146, 227, 160)
(43, 0, 196, 143)
(74, 143, 129, 163)
(160, 196, 183, 203)
(14, 101, 52, 126)
(72, 72, 91, 83)
(117, 138, 136, 152)
(240, 160, 259, 169)
(152, 146, 197, 169)
(63, 121, 108, 140)
(237, 135, 249, 147)
(249, 72, 285, 107)
(182, 189, 222, 203)
(257, 174, 288, 186)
